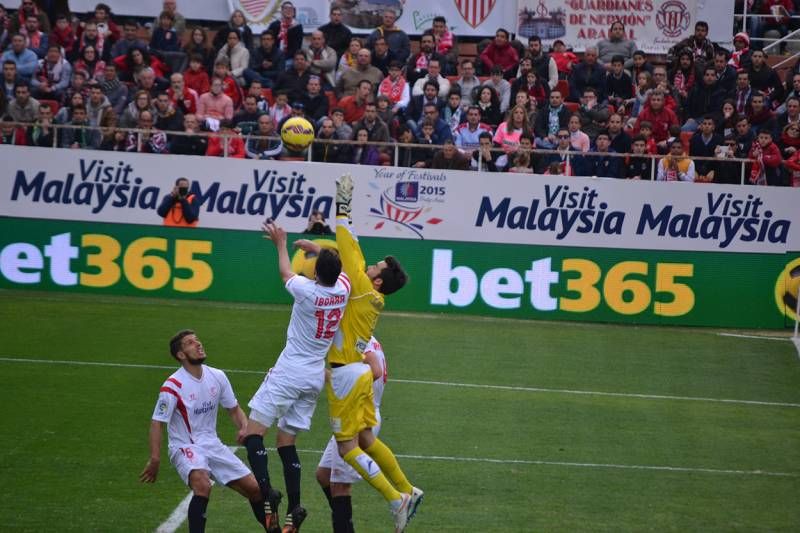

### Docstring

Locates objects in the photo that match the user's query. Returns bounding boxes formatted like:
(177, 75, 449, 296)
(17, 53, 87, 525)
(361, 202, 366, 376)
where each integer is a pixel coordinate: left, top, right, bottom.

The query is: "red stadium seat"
(325, 90, 338, 110)
(680, 131, 693, 153)
(38, 98, 59, 115)
(262, 88, 274, 106)
(555, 79, 570, 98)
(564, 102, 579, 113)
(607, 104, 616, 115)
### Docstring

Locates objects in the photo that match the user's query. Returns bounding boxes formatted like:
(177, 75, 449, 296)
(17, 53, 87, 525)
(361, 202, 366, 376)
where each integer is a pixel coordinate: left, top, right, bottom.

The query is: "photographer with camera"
(157, 177, 199, 227)
(302, 210, 333, 235)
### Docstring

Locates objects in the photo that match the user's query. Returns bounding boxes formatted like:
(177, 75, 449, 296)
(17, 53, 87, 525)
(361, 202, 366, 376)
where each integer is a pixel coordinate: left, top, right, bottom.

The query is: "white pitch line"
(717, 333, 790, 341)
(155, 491, 194, 533)
(390, 377, 800, 408)
(2, 355, 799, 409)
(388, 452, 800, 478)
(285, 448, 797, 478)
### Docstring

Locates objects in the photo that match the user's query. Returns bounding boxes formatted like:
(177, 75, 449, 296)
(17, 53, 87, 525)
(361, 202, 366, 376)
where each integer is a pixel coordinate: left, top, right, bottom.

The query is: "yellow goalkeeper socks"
(364, 438, 414, 494)
(343, 447, 402, 502)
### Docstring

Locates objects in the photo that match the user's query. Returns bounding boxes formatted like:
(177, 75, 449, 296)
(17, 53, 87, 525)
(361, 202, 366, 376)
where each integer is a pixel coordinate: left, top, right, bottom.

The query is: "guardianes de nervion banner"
(516, 0, 696, 53)
(1, 145, 798, 254)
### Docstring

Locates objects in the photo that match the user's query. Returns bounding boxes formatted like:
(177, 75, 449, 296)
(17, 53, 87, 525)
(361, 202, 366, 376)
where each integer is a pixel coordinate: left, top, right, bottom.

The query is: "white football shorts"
(248, 367, 324, 435)
(169, 440, 251, 486)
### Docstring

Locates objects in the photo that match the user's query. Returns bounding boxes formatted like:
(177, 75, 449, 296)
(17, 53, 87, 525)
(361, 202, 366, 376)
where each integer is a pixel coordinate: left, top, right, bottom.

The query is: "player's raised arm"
(334, 174, 367, 277)
(262, 219, 294, 282)
(139, 420, 164, 483)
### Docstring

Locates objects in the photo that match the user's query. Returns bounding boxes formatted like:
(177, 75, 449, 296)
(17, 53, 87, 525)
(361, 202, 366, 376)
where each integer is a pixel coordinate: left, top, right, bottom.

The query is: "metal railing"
(0, 120, 758, 185)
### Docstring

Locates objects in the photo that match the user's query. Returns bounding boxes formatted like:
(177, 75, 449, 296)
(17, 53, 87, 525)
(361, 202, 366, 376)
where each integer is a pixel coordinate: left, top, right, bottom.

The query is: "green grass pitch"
(1, 289, 799, 532)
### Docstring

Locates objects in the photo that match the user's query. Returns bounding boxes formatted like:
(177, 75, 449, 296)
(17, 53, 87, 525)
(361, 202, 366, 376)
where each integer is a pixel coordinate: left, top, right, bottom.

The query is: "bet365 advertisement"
(0, 217, 797, 328)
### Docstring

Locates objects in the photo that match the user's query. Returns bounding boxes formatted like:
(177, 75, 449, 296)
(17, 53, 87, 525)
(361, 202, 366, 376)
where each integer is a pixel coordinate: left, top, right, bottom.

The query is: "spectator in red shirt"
(168, 73, 199, 115)
(480, 28, 518, 79)
(748, 129, 784, 185)
(206, 119, 246, 158)
(635, 90, 679, 151)
(183, 54, 210, 96)
(337, 79, 372, 124)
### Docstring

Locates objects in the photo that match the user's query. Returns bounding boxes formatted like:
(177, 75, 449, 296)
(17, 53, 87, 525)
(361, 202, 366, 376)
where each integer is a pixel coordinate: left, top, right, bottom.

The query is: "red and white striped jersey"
(151, 365, 237, 448)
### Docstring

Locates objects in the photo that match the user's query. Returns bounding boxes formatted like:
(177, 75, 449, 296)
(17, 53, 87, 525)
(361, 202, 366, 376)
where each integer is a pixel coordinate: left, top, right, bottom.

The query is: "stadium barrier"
(1, 145, 799, 329)
(0, 121, 754, 183)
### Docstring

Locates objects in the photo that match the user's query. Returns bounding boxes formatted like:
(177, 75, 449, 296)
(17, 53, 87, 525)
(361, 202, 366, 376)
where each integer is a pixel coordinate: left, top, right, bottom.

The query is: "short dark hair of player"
(433, 16, 446, 24)
(170, 329, 195, 359)
(377, 256, 407, 295)
(611, 55, 625, 65)
(315, 248, 342, 286)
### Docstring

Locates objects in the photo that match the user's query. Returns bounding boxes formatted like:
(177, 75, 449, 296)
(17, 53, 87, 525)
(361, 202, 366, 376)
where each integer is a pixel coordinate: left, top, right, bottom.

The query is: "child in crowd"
(184, 54, 210, 95)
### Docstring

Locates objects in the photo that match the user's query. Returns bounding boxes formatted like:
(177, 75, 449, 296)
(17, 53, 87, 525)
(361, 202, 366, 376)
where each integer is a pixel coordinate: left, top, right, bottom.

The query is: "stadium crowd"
(1, 0, 799, 185)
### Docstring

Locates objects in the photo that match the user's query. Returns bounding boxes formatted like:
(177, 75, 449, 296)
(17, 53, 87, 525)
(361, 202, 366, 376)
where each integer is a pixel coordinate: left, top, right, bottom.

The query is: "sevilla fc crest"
(228, 0, 277, 24)
(454, 0, 496, 28)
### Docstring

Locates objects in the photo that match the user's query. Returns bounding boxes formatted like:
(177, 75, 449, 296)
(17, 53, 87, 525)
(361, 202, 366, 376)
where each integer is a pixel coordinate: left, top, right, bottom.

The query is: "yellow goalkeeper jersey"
(327, 217, 384, 366)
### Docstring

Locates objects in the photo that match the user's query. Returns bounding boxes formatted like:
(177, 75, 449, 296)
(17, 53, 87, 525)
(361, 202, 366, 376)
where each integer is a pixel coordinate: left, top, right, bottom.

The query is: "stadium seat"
(161, 51, 188, 75)
(565, 102, 579, 113)
(38, 98, 59, 114)
(262, 88, 274, 106)
(608, 104, 616, 115)
(680, 131, 693, 153)
(325, 90, 337, 110)
(555, 79, 570, 98)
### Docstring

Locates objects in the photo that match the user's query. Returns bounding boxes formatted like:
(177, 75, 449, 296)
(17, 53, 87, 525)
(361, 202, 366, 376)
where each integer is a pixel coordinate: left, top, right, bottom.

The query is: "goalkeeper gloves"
(335, 173, 354, 217)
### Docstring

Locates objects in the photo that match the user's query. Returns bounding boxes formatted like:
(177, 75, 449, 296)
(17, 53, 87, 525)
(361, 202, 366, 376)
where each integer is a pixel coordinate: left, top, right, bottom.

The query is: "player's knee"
(331, 482, 352, 497)
(275, 430, 296, 448)
(189, 471, 212, 497)
(357, 429, 375, 450)
(316, 466, 331, 487)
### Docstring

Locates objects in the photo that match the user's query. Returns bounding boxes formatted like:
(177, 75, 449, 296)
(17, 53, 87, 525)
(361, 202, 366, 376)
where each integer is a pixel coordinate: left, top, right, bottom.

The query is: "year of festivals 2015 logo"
(655, 0, 691, 38)
(367, 178, 444, 239)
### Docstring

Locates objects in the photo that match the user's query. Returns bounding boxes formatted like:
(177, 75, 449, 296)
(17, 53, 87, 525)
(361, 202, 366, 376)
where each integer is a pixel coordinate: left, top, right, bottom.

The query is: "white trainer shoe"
(391, 493, 412, 533)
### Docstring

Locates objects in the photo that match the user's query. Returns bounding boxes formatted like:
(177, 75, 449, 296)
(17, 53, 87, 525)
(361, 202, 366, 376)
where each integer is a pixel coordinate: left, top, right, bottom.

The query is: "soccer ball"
(291, 239, 337, 279)
(280, 117, 315, 152)
(775, 258, 800, 321)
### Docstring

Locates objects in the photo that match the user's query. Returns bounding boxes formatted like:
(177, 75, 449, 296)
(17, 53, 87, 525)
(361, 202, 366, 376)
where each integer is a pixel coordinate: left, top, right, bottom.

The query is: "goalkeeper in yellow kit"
(294, 174, 423, 532)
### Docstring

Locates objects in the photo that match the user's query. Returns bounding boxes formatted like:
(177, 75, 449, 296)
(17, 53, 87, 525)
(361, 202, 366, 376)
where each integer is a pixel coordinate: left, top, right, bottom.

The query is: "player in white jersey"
(316, 336, 387, 533)
(140, 330, 270, 533)
(243, 219, 350, 533)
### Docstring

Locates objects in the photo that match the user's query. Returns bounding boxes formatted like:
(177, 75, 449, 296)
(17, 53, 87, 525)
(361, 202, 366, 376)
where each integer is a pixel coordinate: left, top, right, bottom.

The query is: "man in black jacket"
(244, 31, 285, 88)
(170, 114, 208, 156)
(684, 67, 726, 131)
(317, 6, 352, 59)
(689, 115, 724, 182)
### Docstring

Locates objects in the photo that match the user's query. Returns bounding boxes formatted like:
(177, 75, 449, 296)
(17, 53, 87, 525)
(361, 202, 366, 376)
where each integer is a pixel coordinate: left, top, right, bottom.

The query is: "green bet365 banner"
(1, 217, 797, 328)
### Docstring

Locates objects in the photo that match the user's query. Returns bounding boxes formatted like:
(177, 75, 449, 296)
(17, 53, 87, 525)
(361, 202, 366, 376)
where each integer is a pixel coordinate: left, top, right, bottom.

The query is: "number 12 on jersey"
(314, 308, 342, 339)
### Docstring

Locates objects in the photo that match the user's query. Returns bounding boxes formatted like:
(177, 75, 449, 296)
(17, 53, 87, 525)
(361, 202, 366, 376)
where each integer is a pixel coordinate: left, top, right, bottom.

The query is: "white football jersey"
(274, 273, 350, 376)
(366, 337, 387, 410)
(151, 365, 237, 448)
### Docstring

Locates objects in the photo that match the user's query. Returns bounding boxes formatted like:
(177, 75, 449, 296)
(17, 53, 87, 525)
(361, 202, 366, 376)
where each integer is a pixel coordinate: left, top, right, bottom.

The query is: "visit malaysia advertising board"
(1, 146, 799, 328)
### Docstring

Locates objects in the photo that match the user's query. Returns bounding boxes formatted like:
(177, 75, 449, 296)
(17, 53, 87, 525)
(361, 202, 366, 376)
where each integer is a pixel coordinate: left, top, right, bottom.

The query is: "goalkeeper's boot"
(281, 504, 307, 533)
(408, 486, 424, 522)
(264, 487, 282, 533)
(390, 493, 412, 533)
